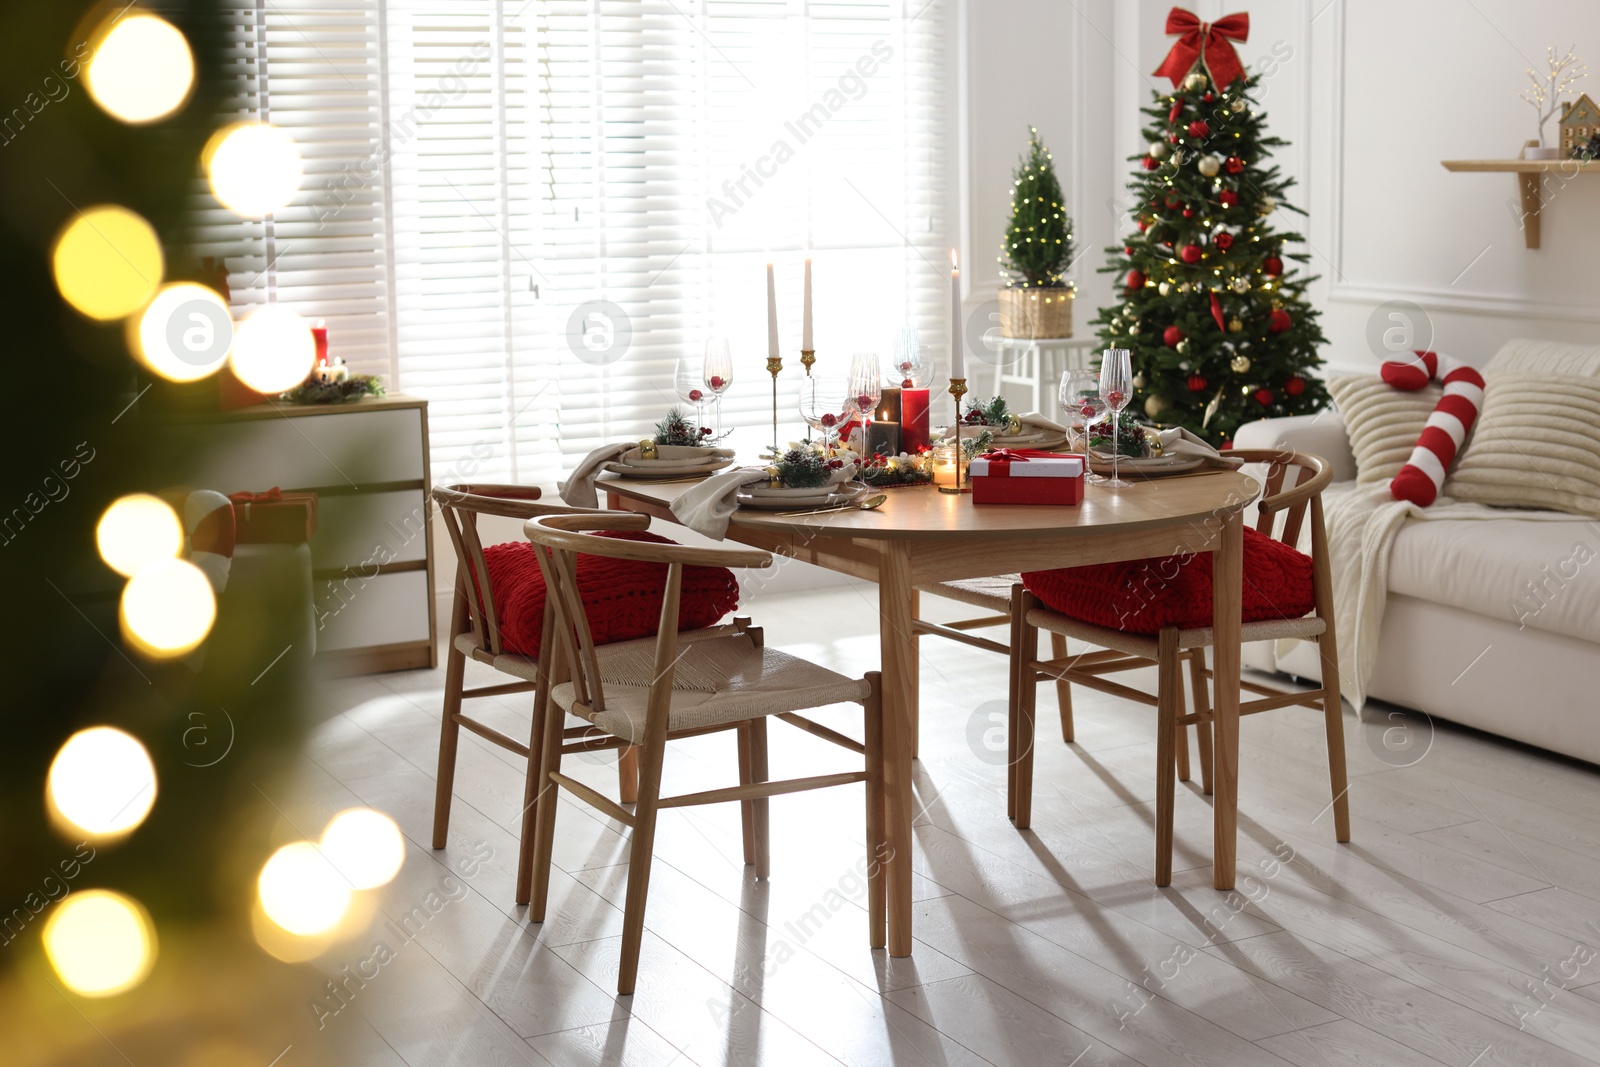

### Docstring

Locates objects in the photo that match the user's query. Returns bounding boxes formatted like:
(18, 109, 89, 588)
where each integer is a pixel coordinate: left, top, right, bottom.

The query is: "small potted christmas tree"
(998, 128, 1075, 338)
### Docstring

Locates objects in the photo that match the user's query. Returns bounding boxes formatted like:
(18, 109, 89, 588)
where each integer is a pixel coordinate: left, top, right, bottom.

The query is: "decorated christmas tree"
(998, 128, 1075, 338)
(1092, 19, 1328, 444)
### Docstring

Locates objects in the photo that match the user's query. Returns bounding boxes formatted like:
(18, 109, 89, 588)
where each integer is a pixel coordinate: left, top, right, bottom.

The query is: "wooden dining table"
(601, 468, 1260, 957)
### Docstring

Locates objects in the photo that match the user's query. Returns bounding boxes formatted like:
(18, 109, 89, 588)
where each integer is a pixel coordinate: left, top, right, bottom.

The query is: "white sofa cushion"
(1486, 338, 1600, 377)
(1388, 515, 1600, 644)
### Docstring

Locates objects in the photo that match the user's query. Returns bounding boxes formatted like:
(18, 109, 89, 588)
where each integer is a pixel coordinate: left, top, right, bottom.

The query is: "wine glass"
(674, 354, 707, 440)
(847, 352, 882, 454)
(1098, 348, 1134, 488)
(890, 326, 932, 388)
(703, 335, 734, 439)
(799, 374, 850, 455)
(1058, 368, 1108, 485)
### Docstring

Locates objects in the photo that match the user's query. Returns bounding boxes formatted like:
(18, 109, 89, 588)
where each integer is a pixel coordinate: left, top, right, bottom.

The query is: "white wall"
(960, 0, 1600, 379)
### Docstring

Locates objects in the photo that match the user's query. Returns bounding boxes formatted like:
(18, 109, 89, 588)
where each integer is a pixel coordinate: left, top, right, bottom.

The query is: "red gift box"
(229, 487, 319, 543)
(970, 449, 1085, 506)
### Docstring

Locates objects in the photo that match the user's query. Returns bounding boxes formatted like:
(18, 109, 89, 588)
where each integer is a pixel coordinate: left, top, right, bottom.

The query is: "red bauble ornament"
(1209, 290, 1226, 331)
(689, 388, 703, 402)
(1163, 325, 1185, 347)
(1124, 246, 1135, 255)
(1136, 219, 1149, 232)
(1214, 232, 1234, 250)
(1263, 255, 1283, 276)
(1188, 120, 1209, 138)
(1268, 308, 1293, 333)
(1219, 191, 1239, 207)
(1164, 193, 1183, 209)
(1142, 156, 1160, 171)
(1203, 92, 1215, 102)
(1187, 374, 1208, 392)
(1125, 268, 1146, 293)
(710, 375, 726, 390)
(1284, 375, 1306, 397)
(1253, 388, 1274, 407)
(1169, 133, 1180, 144)
(1179, 244, 1202, 264)
(1224, 156, 1244, 174)
(1168, 101, 1183, 123)
(1182, 207, 1195, 218)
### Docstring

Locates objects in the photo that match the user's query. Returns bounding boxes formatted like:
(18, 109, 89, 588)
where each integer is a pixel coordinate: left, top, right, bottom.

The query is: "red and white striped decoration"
(1379, 350, 1484, 507)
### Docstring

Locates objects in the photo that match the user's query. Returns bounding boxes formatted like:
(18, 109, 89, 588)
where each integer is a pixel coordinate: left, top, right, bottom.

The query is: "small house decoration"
(1519, 45, 1586, 158)
(1560, 93, 1600, 158)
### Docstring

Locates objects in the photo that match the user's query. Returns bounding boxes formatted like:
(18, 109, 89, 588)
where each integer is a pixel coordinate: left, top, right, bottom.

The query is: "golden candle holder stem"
(800, 349, 816, 376)
(938, 376, 972, 494)
(767, 356, 783, 454)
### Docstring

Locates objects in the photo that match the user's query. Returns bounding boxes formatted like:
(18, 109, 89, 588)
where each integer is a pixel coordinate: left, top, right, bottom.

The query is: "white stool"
(979, 336, 1098, 411)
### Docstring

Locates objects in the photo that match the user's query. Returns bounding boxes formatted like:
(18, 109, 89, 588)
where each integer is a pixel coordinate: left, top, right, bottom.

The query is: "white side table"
(975, 335, 1099, 412)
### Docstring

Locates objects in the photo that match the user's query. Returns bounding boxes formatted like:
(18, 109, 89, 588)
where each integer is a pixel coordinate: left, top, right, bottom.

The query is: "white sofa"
(1234, 339, 1600, 767)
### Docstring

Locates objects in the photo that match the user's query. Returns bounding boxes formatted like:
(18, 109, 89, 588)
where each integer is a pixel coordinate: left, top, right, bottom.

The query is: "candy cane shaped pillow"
(1379, 350, 1484, 507)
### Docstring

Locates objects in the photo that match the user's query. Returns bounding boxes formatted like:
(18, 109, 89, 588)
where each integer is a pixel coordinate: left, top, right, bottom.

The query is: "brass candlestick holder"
(800, 348, 816, 376)
(767, 354, 783, 454)
(939, 376, 971, 494)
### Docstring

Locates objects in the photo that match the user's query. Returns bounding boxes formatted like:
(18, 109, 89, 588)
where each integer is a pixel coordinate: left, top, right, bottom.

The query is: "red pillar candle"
(312, 321, 330, 366)
(900, 388, 931, 453)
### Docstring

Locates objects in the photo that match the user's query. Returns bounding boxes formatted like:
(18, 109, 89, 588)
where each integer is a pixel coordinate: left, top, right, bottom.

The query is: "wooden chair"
(522, 511, 885, 995)
(431, 484, 647, 903)
(1010, 450, 1350, 885)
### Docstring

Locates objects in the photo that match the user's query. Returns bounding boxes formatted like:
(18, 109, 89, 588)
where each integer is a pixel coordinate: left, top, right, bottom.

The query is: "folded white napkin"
(1016, 411, 1069, 435)
(669, 467, 771, 540)
(613, 443, 736, 470)
(1153, 426, 1242, 468)
(558, 443, 630, 508)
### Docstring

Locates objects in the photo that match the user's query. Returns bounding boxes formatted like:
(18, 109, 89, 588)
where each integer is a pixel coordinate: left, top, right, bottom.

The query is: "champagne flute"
(1059, 368, 1107, 484)
(674, 354, 707, 441)
(847, 352, 882, 455)
(1098, 348, 1133, 488)
(799, 374, 849, 455)
(890, 326, 932, 388)
(703, 335, 734, 440)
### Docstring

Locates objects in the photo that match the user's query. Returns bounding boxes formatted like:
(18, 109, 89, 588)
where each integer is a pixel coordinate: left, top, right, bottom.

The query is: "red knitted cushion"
(480, 531, 740, 658)
(1022, 526, 1315, 635)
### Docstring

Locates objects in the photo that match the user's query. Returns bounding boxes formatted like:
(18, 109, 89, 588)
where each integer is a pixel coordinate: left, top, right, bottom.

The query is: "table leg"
(877, 543, 916, 957)
(1212, 509, 1243, 891)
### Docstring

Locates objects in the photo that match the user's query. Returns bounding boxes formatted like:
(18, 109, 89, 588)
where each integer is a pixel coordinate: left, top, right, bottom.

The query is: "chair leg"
(863, 673, 886, 950)
(617, 745, 640, 805)
(1174, 650, 1192, 784)
(736, 724, 756, 866)
(1188, 648, 1214, 797)
(1049, 632, 1075, 742)
(1012, 596, 1039, 829)
(1318, 634, 1352, 843)
(515, 684, 548, 906)
(527, 691, 568, 922)
(617, 720, 671, 996)
(1006, 585, 1025, 820)
(748, 718, 771, 879)
(909, 588, 921, 760)
(1155, 629, 1181, 887)
(432, 636, 467, 850)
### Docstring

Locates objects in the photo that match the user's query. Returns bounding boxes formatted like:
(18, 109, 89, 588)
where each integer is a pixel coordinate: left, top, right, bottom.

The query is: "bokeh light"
(51, 205, 163, 321)
(120, 558, 216, 658)
(42, 890, 157, 997)
(85, 13, 195, 124)
(206, 123, 302, 218)
(133, 282, 233, 382)
(96, 494, 183, 578)
(231, 305, 314, 393)
(258, 842, 352, 936)
(320, 809, 405, 890)
(48, 726, 157, 839)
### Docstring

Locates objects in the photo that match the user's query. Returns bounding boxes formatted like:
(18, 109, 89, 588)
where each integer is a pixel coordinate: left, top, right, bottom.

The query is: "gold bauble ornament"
(1149, 141, 1169, 160)
(1229, 277, 1250, 294)
(1197, 154, 1222, 178)
(1170, 148, 1186, 167)
(1184, 72, 1208, 91)
(1144, 394, 1171, 418)
(1175, 339, 1190, 355)
(1132, 372, 1147, 389)
(1158, 281, 1172, 297)
(1228, 317, 1243, 333)
(1229, 97, 1246, 113)
(1230, 353, 1251, 373)
(1258, 196, 1277, 216)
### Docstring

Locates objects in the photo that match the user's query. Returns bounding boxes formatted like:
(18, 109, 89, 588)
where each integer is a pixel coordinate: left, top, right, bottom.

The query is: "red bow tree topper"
(1152, 7, 1250, 89)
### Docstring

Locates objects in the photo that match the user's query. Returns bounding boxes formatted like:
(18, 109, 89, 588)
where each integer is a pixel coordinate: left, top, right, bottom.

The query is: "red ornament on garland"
(1284, 375, 1306, 397)
(1253, 388, 1274, 407)
(1188, 119, 1210, 138)
(1187, 374, 1208, 392)
(1208, 290, 1226, 331)
(1214, 232, 1234, 250)
(1219, 190, 1239, 207)
(1179, 244, 1202, 264)
(1263, 255, 1283, 276)
(1162, 325, 1185, 347)
(1125, 268, 1146, 293)
(1224, 156, 1244, 174)
(1268, 308, 1293, 333)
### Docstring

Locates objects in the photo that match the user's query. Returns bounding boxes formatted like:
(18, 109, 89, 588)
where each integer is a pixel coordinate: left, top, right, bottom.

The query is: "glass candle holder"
(932, 443, 968, 488)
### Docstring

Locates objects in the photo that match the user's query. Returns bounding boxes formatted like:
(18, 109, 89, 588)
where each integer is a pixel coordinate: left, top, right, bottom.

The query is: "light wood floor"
(280, 583, 1600, 1067)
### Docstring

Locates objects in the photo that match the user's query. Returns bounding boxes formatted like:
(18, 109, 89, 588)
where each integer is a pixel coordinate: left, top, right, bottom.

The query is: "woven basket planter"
(998, 286, 1073, 339)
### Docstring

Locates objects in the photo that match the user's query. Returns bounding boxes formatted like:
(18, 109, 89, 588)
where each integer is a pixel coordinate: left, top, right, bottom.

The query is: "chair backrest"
(523, 513, 770, 719)
(1229, 449, 1332, 550)
(431, 484, 599, 658)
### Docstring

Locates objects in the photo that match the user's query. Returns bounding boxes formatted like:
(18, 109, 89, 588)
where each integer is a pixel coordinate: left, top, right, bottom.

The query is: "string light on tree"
(51, 206, 164, 321)
(42, 890, 157, 997)
(205, 122, 302, 218)
(47, 727, 157, 839)
(96, 494, 183, 577)
(84, 13, 195, 124)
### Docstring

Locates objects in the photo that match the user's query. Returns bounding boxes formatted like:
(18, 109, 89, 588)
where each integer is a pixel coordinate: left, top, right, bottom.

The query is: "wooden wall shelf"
(1441, 156, 1600, 249)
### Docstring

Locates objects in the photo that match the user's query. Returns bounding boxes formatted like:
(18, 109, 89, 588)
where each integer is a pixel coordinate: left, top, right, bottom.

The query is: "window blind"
(200, 0, 949, 484)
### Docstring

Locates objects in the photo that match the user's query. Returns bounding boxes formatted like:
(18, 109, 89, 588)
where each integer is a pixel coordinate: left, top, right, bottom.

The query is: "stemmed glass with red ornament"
(702, 335, 734, 440)
(847, 352, 882, 455)
(674, 354, 710, 441)
(799, 374, 850, 455)
(891, 326, 932, 389)
(1098, 348, 1133, 488)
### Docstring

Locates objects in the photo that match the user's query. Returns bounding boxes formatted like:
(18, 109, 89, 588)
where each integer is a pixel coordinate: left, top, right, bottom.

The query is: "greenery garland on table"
(859, 451, 934, 487)
(280, 374, 386, 404)
(773, 448, 846, 488)
(1089, 412, 1149, 457)
(654, 407, 714, 446)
